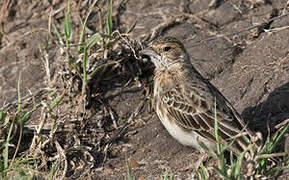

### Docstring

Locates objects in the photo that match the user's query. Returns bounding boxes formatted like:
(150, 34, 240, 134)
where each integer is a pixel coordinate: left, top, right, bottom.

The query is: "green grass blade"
(234, 150, 246, 179)
(87, 33, 101, 49)
(4, 118, 14, 173)
(64, 0, 73, 46)
(200, 162, 207, 180)
(126, 158, 135, 180)
(214, 98, 226, 176)
(265, 164, 289, 176)
(49, 160, 58, 180)
(87, 61, 117, 80)
(268, 123, 289, 153)
(163, 173, 174, 180)
(192, 166, 201, 180)
(197, 138, 218, 159)
(78, 19, 87, 54)
(49, 95, 63, 112)
(107, 0, 113, 37)
(78, 0, 98, 53)
(258, 123, 289, 173)
(82, 44, 88, 83)
(21, 105, 39, 124)
(53, 24, 64, 45)
(214, 99, 220, 154)
(0, 103, 4, 121)
(261, 124, 289, 155)
(17, 76, 21, 121)
(214, 166, 228, 177)
(0, 158, 3, 178)
(10, 77, 25, 170)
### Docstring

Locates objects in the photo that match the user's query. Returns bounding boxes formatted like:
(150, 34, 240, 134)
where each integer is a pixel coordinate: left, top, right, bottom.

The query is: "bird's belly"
(156, 109, 216, 151)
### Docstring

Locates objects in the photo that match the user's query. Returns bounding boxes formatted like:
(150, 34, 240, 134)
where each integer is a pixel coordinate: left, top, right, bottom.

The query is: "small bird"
(140, 37, 258, 154)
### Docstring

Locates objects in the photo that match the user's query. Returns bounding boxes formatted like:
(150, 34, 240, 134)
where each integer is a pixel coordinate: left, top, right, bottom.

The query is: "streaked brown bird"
(140, 37, 259, 154)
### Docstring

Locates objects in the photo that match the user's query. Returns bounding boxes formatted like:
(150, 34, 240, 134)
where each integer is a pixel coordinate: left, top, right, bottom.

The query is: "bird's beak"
(139, 47, 158, 59)
(140, 46, 164, 70)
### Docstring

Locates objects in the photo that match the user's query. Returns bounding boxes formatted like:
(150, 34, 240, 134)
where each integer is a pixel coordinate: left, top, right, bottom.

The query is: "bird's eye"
(163, 46, 171, 52)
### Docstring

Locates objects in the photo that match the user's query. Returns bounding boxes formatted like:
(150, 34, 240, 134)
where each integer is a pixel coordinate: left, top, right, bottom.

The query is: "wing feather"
(155, 66, 257, 152)
(161, 85, 250, 152)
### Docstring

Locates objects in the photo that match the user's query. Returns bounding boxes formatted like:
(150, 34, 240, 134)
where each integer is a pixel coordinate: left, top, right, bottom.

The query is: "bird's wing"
(162, 83, 250, 152)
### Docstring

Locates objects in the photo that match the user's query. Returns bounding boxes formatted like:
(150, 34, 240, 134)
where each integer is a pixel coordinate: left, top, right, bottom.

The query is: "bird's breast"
(153, 70, 175, 93)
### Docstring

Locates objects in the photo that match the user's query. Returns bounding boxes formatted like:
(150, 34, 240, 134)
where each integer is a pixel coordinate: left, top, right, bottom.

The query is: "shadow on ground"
(243, 82, 289, 151)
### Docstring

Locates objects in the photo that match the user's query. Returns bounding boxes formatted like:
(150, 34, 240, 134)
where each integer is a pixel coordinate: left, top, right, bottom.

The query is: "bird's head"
(140, 37, 190, 71)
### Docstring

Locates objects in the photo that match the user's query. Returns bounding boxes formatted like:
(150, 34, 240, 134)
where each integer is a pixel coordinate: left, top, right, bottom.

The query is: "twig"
(39, 45, 52, 88)
(256, 152, 289, 160)
(264, 25, 289, 33)
(191, 12, 289, 45)
(127, 99, 147, 123)
(143, 14, 186, 42)
(106, 123, 130, 145)
(30, 103, 48, 152)
(0, 28, 49, 52)
(183, 13, 215, 29)
(51, 4, 66, 17)
(0, 88, 46, 110)
(141, 10, 215, 42)
(115, 30, 142, 60)
(99, 98, 118, 129)
(275, 119, 289, 129)
(48, 7, 53, 35)
(106, 99, 147, 145)
(55, 140, 68, 179)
